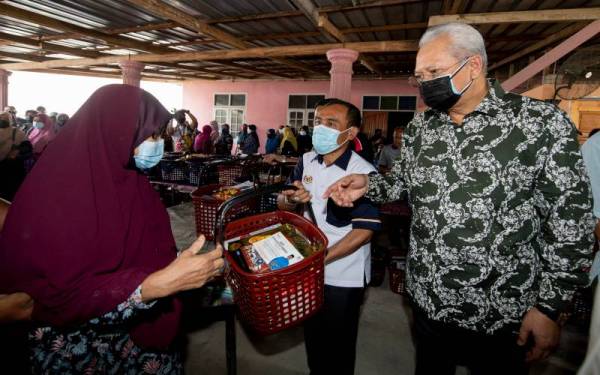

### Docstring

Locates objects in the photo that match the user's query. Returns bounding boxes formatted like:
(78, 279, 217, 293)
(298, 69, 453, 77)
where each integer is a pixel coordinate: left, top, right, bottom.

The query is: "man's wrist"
(277, 194, 297, 210)
(284, 194, 297, 207)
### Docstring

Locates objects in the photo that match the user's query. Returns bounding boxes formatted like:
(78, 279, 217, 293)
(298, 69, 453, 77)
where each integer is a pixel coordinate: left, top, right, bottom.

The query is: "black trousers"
(304, 284, 365, 375)
(413, 307, 529, 375)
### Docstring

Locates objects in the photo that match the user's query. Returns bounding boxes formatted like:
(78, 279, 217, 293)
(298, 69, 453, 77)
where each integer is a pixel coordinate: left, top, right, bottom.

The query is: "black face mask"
(419, 58, 473, 112)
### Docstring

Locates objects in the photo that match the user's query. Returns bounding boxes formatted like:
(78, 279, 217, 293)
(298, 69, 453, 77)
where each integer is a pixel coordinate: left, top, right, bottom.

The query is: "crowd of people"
(0, 21, 598, 375)
(0, 106, 70, 201)
(161, 107, 322, 162)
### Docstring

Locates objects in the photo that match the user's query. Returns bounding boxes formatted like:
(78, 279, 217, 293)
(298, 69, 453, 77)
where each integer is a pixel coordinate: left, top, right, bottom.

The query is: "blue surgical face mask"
(312, 124, 351, 155)
(33, 121, 44, 129)
(134, 138, 164, 170)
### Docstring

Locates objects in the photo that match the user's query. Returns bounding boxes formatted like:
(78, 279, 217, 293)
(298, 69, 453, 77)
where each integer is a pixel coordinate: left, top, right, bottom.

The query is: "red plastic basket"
(224, 211, 327, 335)
(191, 184, 255, 241)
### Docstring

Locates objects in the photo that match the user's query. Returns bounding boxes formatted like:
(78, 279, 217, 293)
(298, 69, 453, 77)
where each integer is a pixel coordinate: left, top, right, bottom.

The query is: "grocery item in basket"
(212, 187, 240, 201)
(228, 248, 251, 273)
(240, 244, 269, 273)
(253, 232, 304, 270)
(225, 223, 322, 273)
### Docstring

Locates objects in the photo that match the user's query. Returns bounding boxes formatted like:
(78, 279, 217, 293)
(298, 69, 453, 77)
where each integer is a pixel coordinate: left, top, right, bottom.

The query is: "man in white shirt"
(279, 98, 381, 375)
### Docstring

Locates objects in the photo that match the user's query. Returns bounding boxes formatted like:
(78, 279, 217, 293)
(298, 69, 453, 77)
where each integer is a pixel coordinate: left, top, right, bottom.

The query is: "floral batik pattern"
(29, 286, 182, 374)
(367, 79, 595, 333)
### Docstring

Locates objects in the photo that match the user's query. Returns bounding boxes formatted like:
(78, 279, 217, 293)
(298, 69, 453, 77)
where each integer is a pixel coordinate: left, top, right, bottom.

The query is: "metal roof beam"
(0, 40, 418, 71)
(0, 31, 101, 58)
(125, 0, 321, 76)
(291, 0, 384, 75)
(429, 7, 600, 26)
(502, 19, 600, 91)
(489, 23, 585, 71)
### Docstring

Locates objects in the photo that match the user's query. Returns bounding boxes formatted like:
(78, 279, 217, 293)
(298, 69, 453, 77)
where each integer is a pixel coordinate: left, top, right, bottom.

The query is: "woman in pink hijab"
(194, 124, 214, 154)
(27, 113, 55, 155)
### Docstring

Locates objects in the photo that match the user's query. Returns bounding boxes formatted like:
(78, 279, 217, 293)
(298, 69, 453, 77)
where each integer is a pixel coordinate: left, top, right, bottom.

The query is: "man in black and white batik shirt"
(325, 23, 594, 375)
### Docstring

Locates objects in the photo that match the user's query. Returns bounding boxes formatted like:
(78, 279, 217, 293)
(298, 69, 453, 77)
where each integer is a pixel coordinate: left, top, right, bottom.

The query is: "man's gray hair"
(419, 22, 488, 72)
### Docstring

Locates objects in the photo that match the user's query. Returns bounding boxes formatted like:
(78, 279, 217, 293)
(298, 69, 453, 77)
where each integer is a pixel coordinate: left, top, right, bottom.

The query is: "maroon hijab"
(0, 84, 180, 349)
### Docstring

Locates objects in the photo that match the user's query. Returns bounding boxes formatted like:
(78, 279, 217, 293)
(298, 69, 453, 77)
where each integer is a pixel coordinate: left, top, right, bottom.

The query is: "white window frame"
(360, 94, 417, 113)
(287, 93, 325, 130)
(307, 109, 316, 127)
(214, 108, 228, 124)
(213, 92, 247, 138)
(287, 110, 304, 129)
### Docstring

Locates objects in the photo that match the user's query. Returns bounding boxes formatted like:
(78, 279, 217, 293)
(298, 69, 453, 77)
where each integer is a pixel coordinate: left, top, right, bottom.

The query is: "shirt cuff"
(535, 303, 560, 322)
(126, 285, 157, 310)
(351, 218, 382, 231)
(365, 172, 381, 202)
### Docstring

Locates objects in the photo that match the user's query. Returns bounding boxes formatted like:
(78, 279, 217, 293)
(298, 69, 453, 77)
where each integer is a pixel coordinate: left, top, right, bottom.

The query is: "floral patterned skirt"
(29, 326, 182, 374)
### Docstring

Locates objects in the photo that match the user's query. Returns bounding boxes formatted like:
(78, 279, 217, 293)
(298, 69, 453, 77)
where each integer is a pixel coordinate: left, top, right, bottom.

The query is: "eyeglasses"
(409, 58, 471, 87)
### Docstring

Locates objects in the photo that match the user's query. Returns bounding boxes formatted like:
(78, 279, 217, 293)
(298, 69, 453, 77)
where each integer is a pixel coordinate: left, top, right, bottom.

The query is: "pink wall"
(182, 78, 420, 153)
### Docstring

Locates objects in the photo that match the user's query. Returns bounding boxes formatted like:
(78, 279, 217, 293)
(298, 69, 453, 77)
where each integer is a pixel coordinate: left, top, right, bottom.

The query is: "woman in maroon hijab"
(0, 85, 224, 373)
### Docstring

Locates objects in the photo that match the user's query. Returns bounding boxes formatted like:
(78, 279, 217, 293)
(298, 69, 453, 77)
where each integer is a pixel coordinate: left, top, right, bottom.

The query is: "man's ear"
(470, 55, 484, 80)
(337, 126, 359, 145)
(347, 126, 359, 141)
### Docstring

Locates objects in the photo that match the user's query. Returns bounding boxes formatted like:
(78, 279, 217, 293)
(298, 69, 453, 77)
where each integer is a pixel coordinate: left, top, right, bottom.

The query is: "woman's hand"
(141, 235, 224, 302)
(0, 292, 34, 323)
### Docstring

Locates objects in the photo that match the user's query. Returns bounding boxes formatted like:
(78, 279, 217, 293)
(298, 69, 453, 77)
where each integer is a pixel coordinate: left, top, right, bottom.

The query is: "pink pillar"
(119, 60, 145, 87)
(326, 48, 359, 102)
(0, 69, 11, 110)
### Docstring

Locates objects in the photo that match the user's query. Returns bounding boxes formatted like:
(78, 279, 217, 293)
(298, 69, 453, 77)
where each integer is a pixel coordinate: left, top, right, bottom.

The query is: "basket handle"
(214, 183, 317, 244)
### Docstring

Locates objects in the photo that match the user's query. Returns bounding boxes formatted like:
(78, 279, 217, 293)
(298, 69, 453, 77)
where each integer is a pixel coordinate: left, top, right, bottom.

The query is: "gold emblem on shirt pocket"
(303, 175, 313, 184)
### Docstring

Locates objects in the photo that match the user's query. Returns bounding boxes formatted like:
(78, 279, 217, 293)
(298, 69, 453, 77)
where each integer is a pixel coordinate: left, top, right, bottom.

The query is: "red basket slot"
(224, 211, 328, 335)
(218, 164, 244, 186)
(191, 184, 255, 241)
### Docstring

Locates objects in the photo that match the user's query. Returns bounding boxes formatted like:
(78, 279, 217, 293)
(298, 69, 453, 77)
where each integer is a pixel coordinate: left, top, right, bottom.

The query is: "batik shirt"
(366, 79, 595, 333)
